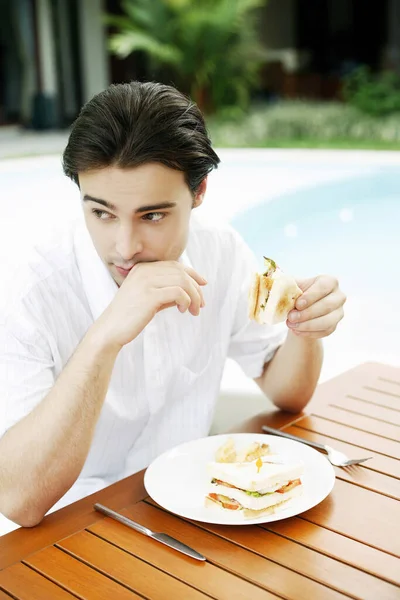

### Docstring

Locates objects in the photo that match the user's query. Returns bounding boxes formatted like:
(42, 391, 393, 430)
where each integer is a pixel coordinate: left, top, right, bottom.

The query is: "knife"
(94, 503, 206, 561)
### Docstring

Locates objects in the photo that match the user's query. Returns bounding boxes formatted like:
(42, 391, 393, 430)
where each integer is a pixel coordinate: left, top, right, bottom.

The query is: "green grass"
(219, 138, 400, 150)
(208, 101, 400, 150)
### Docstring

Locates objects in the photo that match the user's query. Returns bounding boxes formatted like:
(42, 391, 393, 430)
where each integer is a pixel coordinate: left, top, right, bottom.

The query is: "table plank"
(327, 397, 400, 426)
(293, 416, 400, 459)
(312, 404, 400, 441)
(88, 513, 281, 600)
(24, 546, 141, 599)
(300, 478, 400, 556)
(343, 392, 400, 417)
(0, 591, 14, 599)
(332, 462, 400, 500)
(369, 363, 400, 382)
(58, 530, 210, 600)
(192, 520, 400, 600)
(309, 364, 400, 415)
(376, 377, 400, 391)
(97, 501, 350, 600)
(230, 363, 400, 436)
(263, 519, 400, 587)
(0, 563, 75, 599)
(230, 408, 305, 435)
(333, 365, 400, 410)
(0, 469, 146, 571)
(282, 424, 400, 499)
(308, 363, 400, 413)
(284, 425, 400, 480)
(361, 386, 400, 410)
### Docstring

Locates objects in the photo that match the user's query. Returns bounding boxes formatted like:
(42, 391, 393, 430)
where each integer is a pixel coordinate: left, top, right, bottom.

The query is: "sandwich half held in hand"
(206, 456, 304, 518)
(249, 257, 303, 325)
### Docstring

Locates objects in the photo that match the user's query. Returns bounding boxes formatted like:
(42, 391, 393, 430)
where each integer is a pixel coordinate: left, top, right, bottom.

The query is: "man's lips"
(114, 265, 134, 276)
(113, 259, 158, 276)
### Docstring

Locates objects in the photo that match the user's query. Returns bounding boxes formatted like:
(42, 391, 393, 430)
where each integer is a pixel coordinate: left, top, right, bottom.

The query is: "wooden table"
(0, 362, 399, 599)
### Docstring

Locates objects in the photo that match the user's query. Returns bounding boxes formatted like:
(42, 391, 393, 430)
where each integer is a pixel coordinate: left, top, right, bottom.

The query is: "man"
(0, 82, 346, 531)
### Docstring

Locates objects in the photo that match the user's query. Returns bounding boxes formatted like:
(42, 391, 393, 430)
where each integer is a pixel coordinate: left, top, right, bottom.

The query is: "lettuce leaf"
(263, 256, 277, 276)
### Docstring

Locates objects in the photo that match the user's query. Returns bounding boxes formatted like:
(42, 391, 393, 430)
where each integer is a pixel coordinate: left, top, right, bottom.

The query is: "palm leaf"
(121, 0, 175, 40)
(108, 31, 182, 64)
(121, 0, 157, 29)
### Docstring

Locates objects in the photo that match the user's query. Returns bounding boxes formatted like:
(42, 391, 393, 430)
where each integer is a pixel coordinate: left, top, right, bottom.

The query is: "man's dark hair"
(63, 81, 220, 193)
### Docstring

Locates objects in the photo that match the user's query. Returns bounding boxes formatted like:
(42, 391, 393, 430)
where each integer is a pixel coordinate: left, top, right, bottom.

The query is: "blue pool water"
(231, 167, 398, 301)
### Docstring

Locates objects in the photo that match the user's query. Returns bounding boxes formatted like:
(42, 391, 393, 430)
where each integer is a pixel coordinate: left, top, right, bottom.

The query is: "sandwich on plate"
(248, 257, 303, 325)
(206, 455, 304, 518)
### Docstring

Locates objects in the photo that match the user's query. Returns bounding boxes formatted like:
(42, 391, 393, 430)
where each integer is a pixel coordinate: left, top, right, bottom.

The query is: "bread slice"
(207, 458, 304, 493)
(207, 480, 303, 512)
(248, 272, 261, 320)
(249, 270, 302, 325)
(205, 484, 303, 518)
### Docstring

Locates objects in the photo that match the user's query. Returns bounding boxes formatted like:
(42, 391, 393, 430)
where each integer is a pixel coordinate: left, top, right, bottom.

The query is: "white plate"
(144, 433, 336, 525)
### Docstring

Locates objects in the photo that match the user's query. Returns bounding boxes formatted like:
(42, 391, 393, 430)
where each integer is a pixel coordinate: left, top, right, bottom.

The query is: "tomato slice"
(276, 479, 301, 494)
(208, 493, 241, 510)
(213, 479, 239, 490)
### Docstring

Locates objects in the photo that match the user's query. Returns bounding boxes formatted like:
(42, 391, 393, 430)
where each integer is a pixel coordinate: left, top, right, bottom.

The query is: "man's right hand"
(94, 261, 207, 349)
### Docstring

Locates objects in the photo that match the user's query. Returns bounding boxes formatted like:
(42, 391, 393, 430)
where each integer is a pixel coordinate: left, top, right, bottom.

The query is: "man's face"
(79, 163, 205, 286)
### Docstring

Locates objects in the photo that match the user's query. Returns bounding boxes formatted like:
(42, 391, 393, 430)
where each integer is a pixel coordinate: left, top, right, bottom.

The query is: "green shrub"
(343, 66, 400, 117)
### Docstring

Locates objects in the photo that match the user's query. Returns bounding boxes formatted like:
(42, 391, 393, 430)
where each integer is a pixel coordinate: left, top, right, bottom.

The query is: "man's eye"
(142, 212, 165, 222)
(92, 209, 114, 220)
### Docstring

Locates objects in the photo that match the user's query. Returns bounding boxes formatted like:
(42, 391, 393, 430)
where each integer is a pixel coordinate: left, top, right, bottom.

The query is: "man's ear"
(192, 177, 208, 208)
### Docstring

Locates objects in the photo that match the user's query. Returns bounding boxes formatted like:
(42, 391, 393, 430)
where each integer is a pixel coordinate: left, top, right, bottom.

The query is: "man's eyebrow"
(83, 196, 176, 214)
(83, 195, 117, 211)
(134, 202, 177, 214)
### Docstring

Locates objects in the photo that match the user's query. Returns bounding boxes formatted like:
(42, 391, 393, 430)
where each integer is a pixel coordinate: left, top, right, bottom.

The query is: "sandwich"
(248, 257, 303, 325)
(205, 455, 304, 518)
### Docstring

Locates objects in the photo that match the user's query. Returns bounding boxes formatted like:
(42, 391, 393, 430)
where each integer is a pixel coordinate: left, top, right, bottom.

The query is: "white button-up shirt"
(0, 215, 285, 532)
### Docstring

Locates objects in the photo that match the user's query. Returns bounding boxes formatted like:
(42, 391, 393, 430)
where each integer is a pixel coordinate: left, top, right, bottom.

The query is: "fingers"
(288, 290, 347, 324)
(294, 276, 316, 293)
(183, 277, 203, 315)
(182, 268, 206, 313)
(184, 266, 207, 287)
(152, 272, 204, 315)
(134, 261, 207, 316)
(288, 307, 344, 337)
(288, 274, 346, 339)
(156, 287, 192, 314)
(295, 275, 338, 310)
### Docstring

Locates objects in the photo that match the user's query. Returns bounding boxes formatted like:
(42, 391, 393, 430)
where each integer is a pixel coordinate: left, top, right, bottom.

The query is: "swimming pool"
(230, 164, 398, 301)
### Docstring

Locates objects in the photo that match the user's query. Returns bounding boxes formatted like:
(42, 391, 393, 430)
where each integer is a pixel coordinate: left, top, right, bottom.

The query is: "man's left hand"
(287, 275, 346, 339)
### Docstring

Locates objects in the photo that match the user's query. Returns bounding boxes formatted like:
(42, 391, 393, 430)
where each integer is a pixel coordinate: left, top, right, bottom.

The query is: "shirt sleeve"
(227, 229, 287, 379)
(0, 307, 55, 439)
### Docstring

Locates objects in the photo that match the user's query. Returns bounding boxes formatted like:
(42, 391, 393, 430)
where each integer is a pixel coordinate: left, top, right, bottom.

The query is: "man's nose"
(115, 224, 143, 260)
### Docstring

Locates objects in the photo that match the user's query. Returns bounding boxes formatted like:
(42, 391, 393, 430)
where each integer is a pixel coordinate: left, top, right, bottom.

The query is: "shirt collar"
(73, 219, 118, 321)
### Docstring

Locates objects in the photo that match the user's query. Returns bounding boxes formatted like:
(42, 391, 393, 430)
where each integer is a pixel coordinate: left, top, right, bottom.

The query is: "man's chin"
(108, 266, 127, 287)
(111, 276, 123, 288)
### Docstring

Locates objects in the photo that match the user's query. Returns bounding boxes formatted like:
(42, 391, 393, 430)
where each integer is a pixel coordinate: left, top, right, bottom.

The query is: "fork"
(261, 425, 373, 467)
